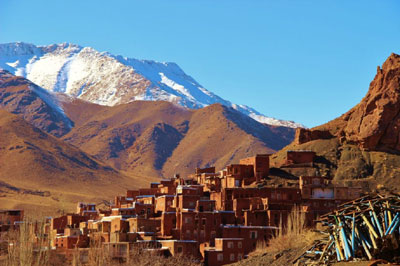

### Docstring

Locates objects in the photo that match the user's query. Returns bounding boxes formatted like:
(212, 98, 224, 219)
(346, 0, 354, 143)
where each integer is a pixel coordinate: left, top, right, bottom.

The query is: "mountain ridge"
(60, 98, 295, 178)
(0, 41, 303, 128)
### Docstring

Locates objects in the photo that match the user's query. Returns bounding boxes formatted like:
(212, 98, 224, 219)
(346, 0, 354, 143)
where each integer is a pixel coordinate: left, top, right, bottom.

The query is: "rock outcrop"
(299, 53, 400, 152)
(294, 128, 333, 145)
(341, 53, 400, 151)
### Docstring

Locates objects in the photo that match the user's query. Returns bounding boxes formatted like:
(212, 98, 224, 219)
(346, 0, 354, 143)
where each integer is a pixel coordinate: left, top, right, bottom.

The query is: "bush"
(264, 206, 319, 254)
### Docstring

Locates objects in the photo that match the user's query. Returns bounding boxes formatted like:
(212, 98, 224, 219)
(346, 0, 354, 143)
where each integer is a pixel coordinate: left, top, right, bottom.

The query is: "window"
(177, 246, 183, 253)
(189, 201, 195, 207)
(202, 218, 206, 226)
(217, 254, 223, 261)
(228, 241, 234, 248)
(238, 253, 243, 260)
(238, 242, 242, 248)
(185, 217, 192, 224)
(235, 180, 240, 187)
(250, 231, 258, 239)
(186, 230, 191, 237)
(230, 253, 235, 261)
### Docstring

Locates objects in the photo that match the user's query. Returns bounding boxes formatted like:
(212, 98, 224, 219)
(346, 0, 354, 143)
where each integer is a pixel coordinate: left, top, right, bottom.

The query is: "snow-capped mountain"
(0, 42, 303, 128)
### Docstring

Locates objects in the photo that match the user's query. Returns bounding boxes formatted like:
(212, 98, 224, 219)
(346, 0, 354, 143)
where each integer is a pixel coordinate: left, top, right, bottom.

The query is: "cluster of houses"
(1, 151, 362, 265)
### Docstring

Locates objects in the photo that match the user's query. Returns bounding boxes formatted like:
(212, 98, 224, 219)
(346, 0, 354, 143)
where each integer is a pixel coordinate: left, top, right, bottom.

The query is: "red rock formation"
(341, 53, 400, 151)
(297, 53, 400, 152)
(294, 128, 333, 145)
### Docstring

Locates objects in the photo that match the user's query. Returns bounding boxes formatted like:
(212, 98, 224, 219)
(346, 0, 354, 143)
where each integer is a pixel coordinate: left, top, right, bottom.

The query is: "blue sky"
(1, 0, 399, 127)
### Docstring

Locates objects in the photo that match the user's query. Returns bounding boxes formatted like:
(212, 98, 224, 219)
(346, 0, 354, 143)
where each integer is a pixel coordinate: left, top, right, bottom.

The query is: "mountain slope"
(61, 100, 192, 177)
(61, 99, 295, 178)
(0, 69, 72, 137)
(0, 109, 149, 214)
(162, 104, 294, 177)
(0, 41, 302, 128)
(271, 53, 400, 191)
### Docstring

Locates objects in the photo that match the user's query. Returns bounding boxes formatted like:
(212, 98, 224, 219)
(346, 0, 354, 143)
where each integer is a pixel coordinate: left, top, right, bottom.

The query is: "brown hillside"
(61, 100, 192, 177)
(162, 104, 293, 177)
(0, 109, 146, 215)
(61, 100, 295, 178)
(271, 53, 400, 191)
(0, 69, 72, 137)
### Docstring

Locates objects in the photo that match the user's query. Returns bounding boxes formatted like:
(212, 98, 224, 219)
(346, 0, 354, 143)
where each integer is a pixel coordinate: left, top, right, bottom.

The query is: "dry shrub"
(121, 245, 200, 266)
(265, 206, 319, 254)
(3, 218, 51, 266)
(87, 239, 112, 266)
(251, 240, 268, 256)
(125, 253, 199, 266)
(70, 241, 200, 266)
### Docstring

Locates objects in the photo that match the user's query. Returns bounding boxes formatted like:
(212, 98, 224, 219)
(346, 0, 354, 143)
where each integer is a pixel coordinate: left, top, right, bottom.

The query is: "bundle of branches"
(299, 193, 400, 264)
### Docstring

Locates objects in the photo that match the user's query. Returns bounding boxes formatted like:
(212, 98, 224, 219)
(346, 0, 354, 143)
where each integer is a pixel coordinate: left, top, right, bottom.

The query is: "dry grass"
(0, 216, 200, 266)
(262, 206, 319, 254)
(2, 231, 201, 266)
(125, 250, 200, 266)
(70, 244, 200, 266)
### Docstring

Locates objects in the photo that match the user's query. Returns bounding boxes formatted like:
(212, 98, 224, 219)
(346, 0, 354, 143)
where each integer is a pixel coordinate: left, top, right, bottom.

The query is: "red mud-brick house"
(158, 179, 177, 195)
(155, 195, 175, 213)
(176, 210, 222, 243)
(223, 164, 255, 188)
(51, 214, 89, 234)
(300, 176, 361, 203)
(299, 176, 362, 219)
(111, 207, 136, 217)
(128, 217, 160, 233)
(110, 217, 129, 233)
(175, 194, 200, 210)
(193, 167, 222, 193)
(284, 150, 316, 167)
(158, 240, 200, 258)
(211, 187, 302, 212)
(196, 199, 216, 212)
(54, 234, 89, 249)
(76, 203, 97, 218)
(47, 153, 363, 264)
(202, 238, 245, 265)
(239, 154, 270, 182)
(221, 225, 277, 254)
(0, 209, 24, 232)
(160, 212, 176, 237)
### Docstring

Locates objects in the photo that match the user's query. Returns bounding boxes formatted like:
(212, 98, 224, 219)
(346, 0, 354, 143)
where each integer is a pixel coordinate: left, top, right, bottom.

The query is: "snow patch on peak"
(159, 72, 197, 103)
(30, 84, 73, 129)
(0, 42, 42, 56)
(0, 42, 304, 128)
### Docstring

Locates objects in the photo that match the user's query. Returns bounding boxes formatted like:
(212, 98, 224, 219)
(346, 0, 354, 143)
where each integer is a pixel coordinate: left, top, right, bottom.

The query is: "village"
(0, 151, 363, 265)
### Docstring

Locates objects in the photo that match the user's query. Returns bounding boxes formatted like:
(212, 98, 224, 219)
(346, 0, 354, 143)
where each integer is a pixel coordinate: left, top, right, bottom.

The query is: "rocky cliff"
(274, 53, 400, 190)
